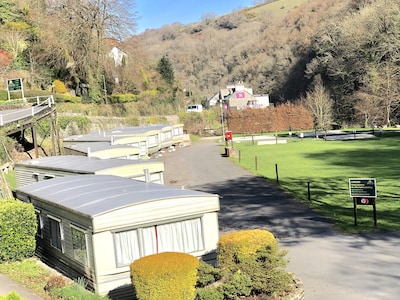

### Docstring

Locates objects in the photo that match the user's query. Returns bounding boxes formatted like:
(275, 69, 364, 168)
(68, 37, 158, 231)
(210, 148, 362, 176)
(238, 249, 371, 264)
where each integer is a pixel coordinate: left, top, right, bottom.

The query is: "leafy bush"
(0, 291, 26, 300)
(53, 80, 67, 94)
(131, 252, 199, 300)
(218, 271, 252, 300)
(53, 94, 81, 103)
(196, 261, 221, 288)
(109, 94, 138, 103)
(195, 287, 224, 300)
(197, 229, 294, 299)
(0, 200, 36, 261)
(217, 229, 276, 274)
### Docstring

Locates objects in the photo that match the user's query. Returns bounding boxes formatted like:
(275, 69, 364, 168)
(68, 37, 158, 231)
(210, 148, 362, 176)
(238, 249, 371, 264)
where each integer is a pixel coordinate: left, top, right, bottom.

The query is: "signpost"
(349, 178, 377, 226)
(6, 78, 25, 101)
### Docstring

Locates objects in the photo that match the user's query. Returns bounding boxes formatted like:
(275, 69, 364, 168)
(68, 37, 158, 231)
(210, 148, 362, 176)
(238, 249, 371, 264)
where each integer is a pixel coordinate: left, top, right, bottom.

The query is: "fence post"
(255, 156, 258, 171)
(275, 163, 279, 184)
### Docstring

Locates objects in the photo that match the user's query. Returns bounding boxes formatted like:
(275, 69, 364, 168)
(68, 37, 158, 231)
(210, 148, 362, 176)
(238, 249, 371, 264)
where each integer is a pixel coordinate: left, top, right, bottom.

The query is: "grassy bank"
(230, 131, 400, 233)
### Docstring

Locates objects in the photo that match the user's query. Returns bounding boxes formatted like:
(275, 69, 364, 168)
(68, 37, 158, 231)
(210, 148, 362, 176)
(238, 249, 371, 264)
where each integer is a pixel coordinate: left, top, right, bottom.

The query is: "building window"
(48, 216, 63, 251)
(114, 217, 204, 267)
(71, 225, 88, 266)
(35, 210, 44, 239)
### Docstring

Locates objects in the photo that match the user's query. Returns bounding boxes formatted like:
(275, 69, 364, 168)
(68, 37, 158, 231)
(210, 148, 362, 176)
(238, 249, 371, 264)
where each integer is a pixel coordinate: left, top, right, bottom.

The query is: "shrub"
(0, 291, 26, 300)
(218, 271, 252, 300)
(196, 260, 221, 288)
(53, 80, 67, 94)
(0, 200, 36, 261)
(131, 252, 199, 300)
(209, 229, 294, 298)
(195, 287, 223, 300)
(217, 229, 276, 273)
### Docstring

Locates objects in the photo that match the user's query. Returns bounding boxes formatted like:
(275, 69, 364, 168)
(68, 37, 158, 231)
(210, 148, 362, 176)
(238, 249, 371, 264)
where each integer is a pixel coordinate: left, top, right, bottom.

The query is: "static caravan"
(172, 123, 186, 145)
(14, 155, 165, 188)
(63, 142, 142, 160)
(63, 125, 178, 156)
(14, 175, 220, 298)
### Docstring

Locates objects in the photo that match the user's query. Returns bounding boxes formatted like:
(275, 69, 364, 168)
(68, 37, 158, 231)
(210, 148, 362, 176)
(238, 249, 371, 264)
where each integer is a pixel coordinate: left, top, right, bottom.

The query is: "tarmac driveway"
(159, 138, 400, 300)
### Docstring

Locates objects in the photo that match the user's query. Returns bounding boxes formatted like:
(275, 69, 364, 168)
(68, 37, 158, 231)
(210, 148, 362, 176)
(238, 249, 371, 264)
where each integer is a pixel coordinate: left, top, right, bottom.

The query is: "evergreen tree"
(157, 55, 175, 86)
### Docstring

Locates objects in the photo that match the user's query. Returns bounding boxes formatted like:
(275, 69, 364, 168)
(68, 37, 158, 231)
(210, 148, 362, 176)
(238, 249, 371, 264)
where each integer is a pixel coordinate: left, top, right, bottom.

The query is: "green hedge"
(0, 291, 26, 300)
(131, 252, 199, 300)
(0, 200, 36, 261)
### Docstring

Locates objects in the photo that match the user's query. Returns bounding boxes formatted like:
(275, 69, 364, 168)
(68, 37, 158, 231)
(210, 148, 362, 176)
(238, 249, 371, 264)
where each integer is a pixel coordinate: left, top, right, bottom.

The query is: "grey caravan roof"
(64, 142, 140, 154)
(15, 175, 212, 217)
(63, 125, 171, 143)
(15, 155, 159, 173)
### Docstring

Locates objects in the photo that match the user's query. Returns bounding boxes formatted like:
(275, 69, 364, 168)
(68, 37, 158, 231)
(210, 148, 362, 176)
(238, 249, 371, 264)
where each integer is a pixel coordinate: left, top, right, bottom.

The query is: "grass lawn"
(230, 131, 400, 233)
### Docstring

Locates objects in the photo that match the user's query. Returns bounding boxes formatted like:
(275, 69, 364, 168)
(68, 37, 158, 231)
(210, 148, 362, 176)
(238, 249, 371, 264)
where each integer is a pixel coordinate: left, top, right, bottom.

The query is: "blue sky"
(135, 0, 255, 33)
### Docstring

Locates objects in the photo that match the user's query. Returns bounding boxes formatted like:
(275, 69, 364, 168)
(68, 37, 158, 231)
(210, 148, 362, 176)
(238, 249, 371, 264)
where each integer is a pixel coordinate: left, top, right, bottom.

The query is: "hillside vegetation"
(1, 0, 400, 128)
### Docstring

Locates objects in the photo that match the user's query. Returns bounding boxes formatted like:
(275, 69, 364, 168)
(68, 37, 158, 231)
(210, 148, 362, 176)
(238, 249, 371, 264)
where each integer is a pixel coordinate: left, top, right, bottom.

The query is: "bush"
(131, 252, 199, 300)
(196, 287, 223, 300)
(217, 229, 276, 274)
(0, 291, 26, 300)
(53, 80, 67, 94)
(0, 200, 36, 261)
(197, 229, 294, 299)
(196, 261, 221, 288)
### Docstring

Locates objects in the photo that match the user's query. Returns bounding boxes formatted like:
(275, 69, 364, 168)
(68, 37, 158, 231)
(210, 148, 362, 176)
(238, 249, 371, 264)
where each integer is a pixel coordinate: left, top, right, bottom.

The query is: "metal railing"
(0, 95, 55, 126)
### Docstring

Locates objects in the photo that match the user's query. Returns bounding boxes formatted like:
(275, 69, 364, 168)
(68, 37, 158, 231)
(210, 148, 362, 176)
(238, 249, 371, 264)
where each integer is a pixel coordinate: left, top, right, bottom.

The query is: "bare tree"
(301, 76, 333, 130)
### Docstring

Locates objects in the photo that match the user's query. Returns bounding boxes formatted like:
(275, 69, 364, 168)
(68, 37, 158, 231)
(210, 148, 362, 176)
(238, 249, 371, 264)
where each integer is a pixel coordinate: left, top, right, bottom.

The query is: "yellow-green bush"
(53, 80, 67, 94)
(0, 200, 36, 261)
(0, 291, 26, 299)
(131, 252, 199, 300)
(217, 229, 276, 272)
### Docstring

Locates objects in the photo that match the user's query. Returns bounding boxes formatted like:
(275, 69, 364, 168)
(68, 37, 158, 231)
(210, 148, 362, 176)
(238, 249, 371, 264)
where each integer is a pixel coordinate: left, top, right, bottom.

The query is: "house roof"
(15, 155, 164, 174)
(15, 175, 214, 218)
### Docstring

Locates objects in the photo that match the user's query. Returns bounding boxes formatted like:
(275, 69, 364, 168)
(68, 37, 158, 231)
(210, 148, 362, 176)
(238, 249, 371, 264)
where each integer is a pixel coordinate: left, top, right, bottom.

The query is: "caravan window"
(35, 210, 44, 239)
(48, 215, 63, 251)
(113, 217, 204, 267)
(71, 225, 89, 266)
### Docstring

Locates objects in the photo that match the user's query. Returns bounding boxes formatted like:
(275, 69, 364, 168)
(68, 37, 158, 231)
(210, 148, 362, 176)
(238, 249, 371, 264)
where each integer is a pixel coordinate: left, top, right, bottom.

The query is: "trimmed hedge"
(131, 252, 199, 300)
(0, 200, 36, 261)
(217, 229, 276, 273)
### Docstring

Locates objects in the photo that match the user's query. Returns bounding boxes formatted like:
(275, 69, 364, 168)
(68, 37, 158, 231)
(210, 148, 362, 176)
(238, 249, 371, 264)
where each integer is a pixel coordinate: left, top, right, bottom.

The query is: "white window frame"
(48, 215, 64, 252)
(70, 225, 89, 266)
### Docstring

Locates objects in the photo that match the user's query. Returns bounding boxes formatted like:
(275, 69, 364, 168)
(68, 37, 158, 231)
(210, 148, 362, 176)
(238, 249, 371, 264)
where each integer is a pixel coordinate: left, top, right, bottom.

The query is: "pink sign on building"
(236, 92, 245, 98)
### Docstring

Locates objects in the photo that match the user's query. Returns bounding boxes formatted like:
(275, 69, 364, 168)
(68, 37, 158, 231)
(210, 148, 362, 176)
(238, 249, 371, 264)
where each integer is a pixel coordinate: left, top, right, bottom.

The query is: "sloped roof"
(15, 155, 163, 173)
(15, 175, 214, 217)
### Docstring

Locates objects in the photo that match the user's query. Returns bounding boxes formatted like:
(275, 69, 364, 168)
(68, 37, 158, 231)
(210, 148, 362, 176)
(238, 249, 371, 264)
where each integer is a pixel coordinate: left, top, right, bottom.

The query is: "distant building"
(108, 46, 127, 67)
(205, 82, 270, 110)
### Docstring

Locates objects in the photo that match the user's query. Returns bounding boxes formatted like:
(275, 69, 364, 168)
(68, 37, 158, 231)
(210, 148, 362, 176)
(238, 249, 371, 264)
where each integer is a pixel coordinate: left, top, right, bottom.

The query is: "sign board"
(7, 78, 22, 91)
(6, 78, 25, 101)
(349, 178, 376, 198)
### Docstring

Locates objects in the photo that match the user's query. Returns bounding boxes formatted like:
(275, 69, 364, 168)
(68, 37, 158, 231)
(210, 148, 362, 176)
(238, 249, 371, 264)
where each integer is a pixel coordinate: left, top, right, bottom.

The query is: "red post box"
(225, 131, 232, 141)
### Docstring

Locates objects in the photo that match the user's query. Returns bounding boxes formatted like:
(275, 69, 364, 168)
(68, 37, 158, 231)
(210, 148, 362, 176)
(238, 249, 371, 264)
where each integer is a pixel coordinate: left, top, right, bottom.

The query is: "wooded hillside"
(1, 0, 400, 128)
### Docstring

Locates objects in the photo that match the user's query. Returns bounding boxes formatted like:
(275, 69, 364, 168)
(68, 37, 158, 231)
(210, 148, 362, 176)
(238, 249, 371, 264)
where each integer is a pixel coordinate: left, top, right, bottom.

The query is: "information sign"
(7, 78, 22, 91)
(349, 178, 376, 198)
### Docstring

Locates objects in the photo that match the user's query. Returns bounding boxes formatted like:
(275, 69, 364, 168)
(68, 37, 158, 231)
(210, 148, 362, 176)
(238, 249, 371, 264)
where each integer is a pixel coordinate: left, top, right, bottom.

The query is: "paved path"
(160, 139, 400, 300)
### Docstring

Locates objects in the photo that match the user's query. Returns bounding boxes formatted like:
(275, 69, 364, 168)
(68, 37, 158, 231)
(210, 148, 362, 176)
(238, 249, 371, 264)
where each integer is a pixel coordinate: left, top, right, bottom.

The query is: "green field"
(230, 131, 400, 233)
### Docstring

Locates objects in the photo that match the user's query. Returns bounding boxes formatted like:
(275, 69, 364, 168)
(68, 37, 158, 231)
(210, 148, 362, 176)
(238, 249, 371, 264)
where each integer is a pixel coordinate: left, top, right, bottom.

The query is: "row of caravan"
(63, 124, 187, 160)
(11, 124, 220, 299)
